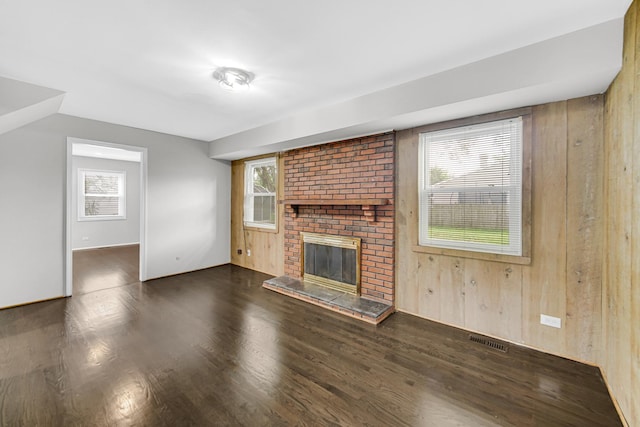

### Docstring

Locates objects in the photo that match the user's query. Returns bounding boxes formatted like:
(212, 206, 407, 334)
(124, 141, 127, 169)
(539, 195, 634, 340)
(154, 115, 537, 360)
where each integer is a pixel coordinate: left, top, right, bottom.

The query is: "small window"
(244, 157, 277, 229)
(78, 169, 126, 221)
(419, 117, 523, 256)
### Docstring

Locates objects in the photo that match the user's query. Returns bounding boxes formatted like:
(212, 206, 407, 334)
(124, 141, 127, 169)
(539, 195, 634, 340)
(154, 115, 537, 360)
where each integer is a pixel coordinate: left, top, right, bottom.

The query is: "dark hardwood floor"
(72, 245, 139, 295)
(0, 259, 621, 426)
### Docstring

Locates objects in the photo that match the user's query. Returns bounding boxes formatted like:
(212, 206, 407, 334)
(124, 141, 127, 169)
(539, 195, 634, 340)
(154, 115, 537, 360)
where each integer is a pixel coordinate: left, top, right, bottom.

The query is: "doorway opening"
(65, 138, 147, 296)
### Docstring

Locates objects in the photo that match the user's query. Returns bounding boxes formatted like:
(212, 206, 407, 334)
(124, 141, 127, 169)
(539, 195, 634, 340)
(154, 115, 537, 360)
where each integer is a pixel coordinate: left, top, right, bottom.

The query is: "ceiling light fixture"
(213, 67, 254, 92)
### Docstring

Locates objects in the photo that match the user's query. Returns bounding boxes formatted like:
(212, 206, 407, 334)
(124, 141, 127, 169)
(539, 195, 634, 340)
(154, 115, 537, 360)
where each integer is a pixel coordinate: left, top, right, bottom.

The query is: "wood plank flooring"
(0, 263, 621, 426)
(72, 245, 139, 295)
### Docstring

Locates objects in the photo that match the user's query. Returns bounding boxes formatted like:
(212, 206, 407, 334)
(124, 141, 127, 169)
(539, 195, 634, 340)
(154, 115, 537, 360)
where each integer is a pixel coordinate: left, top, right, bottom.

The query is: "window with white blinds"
(78, 169, 126, 221)
(244, 158, 277, 229)
(418, 117, 523, 256)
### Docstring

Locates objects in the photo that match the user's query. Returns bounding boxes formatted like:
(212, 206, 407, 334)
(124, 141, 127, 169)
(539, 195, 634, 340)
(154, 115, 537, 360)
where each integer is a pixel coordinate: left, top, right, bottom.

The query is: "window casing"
(78, 169, 126, 221)
(418, 117, 523, 256)
(244, 157, 277, 229)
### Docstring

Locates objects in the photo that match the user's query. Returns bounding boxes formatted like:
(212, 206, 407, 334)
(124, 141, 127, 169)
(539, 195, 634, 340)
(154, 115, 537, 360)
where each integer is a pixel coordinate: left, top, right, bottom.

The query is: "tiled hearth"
(263, 276, 394, 324)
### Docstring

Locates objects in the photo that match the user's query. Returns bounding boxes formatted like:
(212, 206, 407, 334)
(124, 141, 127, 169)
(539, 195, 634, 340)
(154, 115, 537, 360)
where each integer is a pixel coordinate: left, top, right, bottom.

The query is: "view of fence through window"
(419, 117, 523, 255)
(244, 158, 277, 228)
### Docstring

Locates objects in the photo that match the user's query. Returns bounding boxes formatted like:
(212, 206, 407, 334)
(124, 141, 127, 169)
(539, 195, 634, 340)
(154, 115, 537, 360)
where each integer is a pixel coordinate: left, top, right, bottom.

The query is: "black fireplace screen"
(303, 242, 357, 286)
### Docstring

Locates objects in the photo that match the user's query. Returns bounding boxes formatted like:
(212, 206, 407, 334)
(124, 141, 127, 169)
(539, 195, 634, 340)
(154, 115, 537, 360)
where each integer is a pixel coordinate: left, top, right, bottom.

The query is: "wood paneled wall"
(227, 7, 640, 422)
(230, 155, 285, 276)
(602, 1, 640, 424)
(396, 96, 604, 363)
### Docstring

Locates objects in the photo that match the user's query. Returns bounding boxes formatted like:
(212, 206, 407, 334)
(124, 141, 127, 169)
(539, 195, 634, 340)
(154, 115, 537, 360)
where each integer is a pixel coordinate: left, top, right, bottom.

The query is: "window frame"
(412, 109, 532, 265)
(78, 169, 126, 221)
(419, 117, 523, 256)
(243, 157, 278, 230)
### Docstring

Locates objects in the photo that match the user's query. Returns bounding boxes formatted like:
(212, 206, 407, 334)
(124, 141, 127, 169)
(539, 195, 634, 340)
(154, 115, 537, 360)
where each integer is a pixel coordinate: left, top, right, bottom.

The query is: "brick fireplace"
(263, 132, 395, 323)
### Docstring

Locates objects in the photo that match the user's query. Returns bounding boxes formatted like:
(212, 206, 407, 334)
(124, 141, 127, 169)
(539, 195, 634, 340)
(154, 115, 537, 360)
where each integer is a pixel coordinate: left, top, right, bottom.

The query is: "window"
(244, 157, 277, 229)
(78, 169, 126, 221)
(419, 117, 523, 256)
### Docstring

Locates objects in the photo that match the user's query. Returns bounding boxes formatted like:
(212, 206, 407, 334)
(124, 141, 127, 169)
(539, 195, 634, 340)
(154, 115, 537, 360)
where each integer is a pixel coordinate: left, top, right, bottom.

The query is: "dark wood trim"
(279, 198, 389, 206)
(0, 296, 66, 311)
(280, 198, 389, 222)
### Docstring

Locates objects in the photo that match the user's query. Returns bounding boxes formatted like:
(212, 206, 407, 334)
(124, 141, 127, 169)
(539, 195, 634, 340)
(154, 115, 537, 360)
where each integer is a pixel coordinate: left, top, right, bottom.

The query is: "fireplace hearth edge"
(262, 275, 394, 325)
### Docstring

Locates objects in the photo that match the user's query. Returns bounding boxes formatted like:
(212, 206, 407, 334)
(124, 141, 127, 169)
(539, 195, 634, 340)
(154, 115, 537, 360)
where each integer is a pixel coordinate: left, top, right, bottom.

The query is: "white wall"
(0, 113, 231, 308)
(0, 125, 65, 307)
(72, 156, 140, 250)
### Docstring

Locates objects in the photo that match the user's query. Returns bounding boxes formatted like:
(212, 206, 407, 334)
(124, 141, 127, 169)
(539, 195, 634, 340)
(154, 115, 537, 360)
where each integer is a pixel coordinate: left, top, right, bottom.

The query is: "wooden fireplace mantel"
(279, 198, 389, 222)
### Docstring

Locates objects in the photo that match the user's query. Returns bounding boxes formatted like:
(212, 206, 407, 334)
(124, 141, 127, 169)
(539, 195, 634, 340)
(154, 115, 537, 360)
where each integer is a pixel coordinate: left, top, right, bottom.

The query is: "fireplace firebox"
(301, 232, 361, 295)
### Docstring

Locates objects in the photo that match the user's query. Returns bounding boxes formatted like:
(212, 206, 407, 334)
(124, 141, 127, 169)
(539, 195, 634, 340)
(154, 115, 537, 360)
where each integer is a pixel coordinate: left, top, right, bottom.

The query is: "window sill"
(78, 216, 126, 222)
(411, 245, 531, 265)
(243, 224, 279, 234)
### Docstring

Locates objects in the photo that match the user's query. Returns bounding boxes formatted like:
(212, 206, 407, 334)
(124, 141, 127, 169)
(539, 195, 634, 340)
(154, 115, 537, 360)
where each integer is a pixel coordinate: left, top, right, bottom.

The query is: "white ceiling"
(0, 0, 632, 160)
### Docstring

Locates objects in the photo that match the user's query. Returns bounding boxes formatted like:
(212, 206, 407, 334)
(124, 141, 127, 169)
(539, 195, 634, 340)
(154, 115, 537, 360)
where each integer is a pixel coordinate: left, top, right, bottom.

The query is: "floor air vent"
(469, 334, 509, 353)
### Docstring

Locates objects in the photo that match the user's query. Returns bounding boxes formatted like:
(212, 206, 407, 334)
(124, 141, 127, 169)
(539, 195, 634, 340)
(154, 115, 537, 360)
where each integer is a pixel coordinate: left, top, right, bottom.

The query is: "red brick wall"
(283, 132, 395, 303)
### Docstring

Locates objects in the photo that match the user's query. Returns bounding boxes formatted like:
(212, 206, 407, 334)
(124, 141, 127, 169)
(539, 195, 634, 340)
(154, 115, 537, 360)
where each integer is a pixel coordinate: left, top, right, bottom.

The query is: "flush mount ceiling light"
(213, 67, 254, 92)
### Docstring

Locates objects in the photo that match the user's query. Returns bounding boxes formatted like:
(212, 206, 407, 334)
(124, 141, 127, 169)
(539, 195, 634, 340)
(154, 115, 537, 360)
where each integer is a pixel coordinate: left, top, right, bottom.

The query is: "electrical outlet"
(540, 314, 562, 328)
(81, 236, 89, 241)
(237, 249, 242, 255)
(247, 249, 251, 257)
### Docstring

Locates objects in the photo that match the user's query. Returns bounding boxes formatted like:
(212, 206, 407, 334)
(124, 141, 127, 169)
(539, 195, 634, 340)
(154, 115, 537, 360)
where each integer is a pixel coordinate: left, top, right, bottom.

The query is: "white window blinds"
(78, 169, 126, 220)
(418, 117, 523, 256)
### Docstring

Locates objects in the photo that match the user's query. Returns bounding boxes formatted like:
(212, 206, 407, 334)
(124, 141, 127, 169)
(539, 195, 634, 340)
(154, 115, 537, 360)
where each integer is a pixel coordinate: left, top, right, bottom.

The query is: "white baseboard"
(72, 242, 140, 251)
